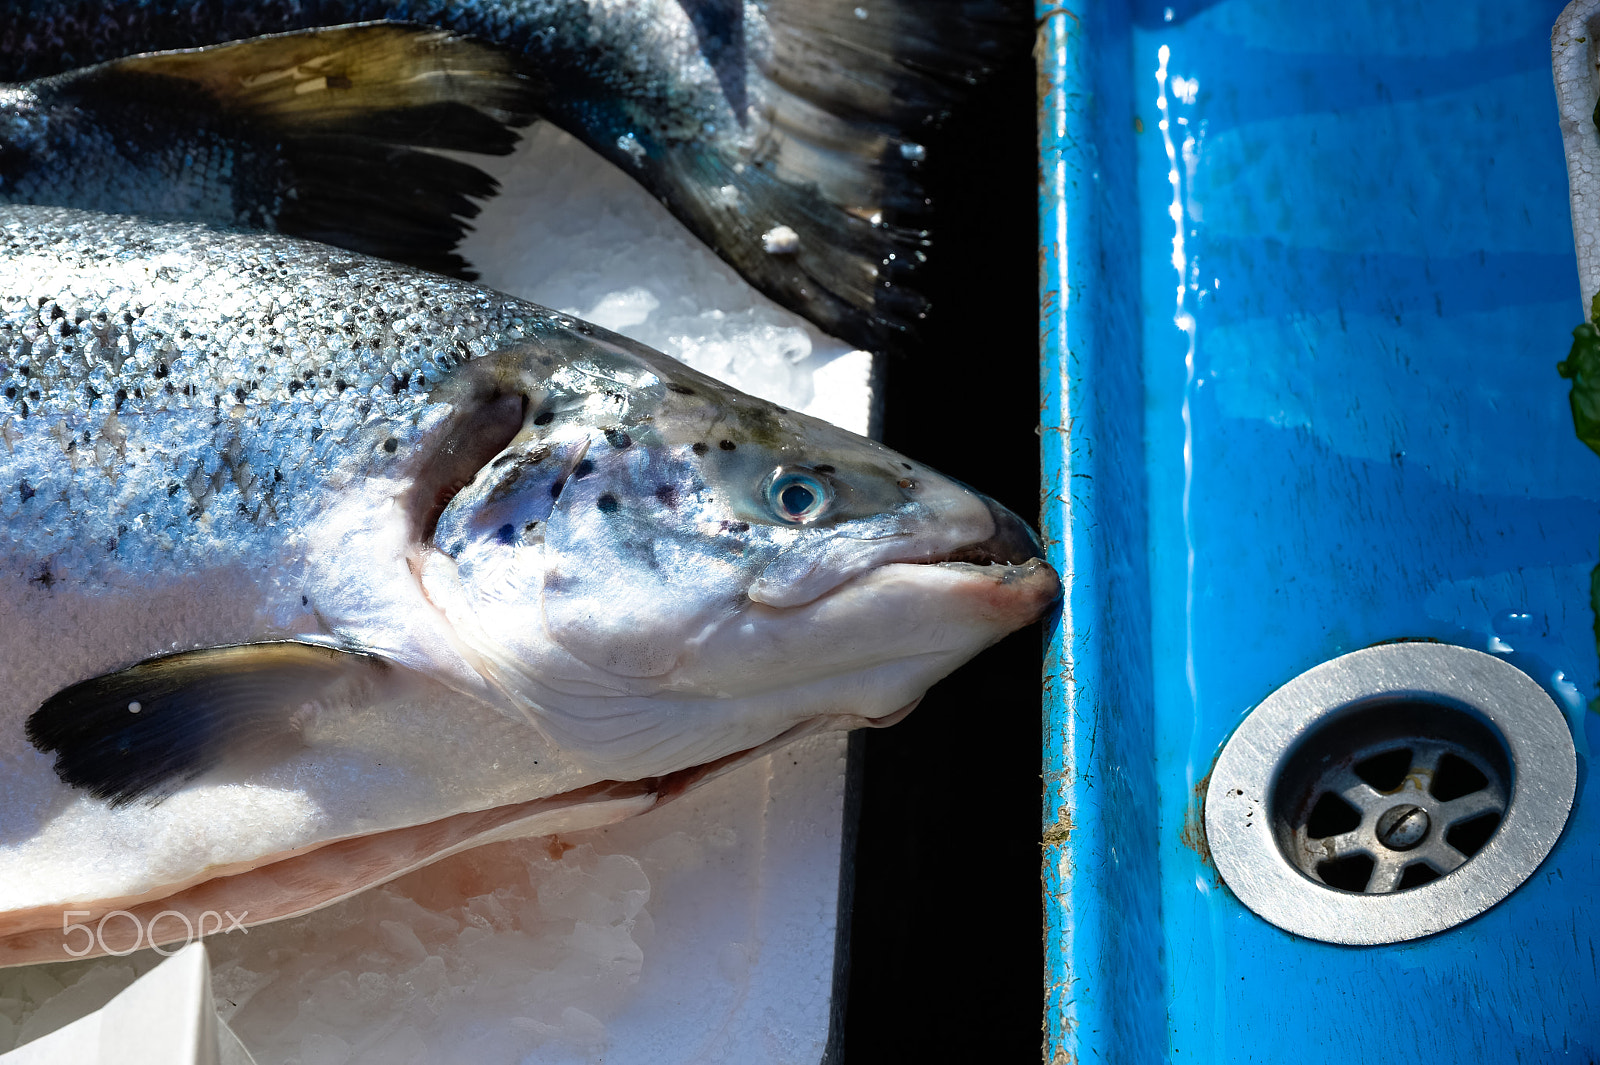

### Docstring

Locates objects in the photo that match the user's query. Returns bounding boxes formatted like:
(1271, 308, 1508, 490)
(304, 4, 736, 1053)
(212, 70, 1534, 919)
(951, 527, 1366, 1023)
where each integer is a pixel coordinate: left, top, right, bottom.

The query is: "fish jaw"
(746, 485, 1046, 610)
(450, 553, 1060, 784)
(682, 555, 1061, 715)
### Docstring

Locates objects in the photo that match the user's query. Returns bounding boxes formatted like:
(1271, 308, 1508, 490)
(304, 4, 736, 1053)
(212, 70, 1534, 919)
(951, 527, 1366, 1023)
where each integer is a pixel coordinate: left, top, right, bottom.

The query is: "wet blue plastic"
(1039, 2, 1600, 1061)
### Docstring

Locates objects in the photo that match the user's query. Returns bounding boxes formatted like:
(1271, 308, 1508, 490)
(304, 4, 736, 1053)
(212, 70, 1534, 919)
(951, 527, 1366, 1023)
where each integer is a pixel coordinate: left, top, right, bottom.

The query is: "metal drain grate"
(1285, 730, 1508, 895)
(1205, 643, 1575, 945)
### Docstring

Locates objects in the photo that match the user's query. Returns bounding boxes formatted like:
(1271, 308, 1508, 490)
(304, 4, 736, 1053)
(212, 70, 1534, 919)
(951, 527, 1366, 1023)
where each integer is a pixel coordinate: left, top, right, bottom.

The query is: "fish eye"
(765, 468, 832, 524)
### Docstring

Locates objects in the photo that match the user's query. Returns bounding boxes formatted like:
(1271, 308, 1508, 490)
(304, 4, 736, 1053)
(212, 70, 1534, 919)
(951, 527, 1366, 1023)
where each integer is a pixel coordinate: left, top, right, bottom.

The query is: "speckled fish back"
(0, 205, 560, 578)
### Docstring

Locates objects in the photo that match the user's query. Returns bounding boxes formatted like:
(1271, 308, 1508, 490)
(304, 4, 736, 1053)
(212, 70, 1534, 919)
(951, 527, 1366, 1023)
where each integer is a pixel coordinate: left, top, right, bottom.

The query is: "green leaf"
(1557, 293, 1600, 459)
(1559, 297, 1600, 702)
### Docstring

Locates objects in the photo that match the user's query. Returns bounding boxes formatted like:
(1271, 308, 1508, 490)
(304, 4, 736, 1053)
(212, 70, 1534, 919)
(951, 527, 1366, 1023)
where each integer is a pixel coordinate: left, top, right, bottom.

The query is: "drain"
(1205, 643, 1576, 945)
(1279, 701, 1511, 895)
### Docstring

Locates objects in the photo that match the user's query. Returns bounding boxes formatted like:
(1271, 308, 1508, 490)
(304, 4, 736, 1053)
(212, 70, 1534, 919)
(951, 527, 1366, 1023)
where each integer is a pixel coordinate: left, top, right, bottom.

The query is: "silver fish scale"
(0, 206, 564, 590)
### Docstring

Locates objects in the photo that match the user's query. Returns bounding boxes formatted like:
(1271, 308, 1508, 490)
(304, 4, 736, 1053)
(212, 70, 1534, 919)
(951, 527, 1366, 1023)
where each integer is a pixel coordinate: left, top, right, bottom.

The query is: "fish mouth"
(882, 496, 1060, 622)
(866, 494, 1050, 575)
(925, 496, 1047, 570)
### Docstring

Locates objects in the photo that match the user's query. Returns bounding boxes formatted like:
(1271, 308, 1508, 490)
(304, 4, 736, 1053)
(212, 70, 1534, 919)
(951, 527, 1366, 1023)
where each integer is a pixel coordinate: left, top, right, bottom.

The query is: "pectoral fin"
(25, 642, 390, 807)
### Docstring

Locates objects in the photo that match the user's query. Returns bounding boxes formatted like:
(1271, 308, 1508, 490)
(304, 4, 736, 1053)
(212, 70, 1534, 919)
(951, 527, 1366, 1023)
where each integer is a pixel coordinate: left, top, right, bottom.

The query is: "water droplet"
(899, 142, 926, 162)
(1551, 670, 1584, 714)
(1164, 6, 1174, 20)
(128, 701, 142, 714)
(854, 6, 869, 18)
(1492, 609, 1533, 636)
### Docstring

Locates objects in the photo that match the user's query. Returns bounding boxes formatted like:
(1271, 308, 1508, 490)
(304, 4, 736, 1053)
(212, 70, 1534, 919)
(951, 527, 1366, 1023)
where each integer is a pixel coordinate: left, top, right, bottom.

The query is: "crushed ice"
(0, 840, 656, 1064)
(205, 840, 652, 1065)
(460, 126, 859, 414)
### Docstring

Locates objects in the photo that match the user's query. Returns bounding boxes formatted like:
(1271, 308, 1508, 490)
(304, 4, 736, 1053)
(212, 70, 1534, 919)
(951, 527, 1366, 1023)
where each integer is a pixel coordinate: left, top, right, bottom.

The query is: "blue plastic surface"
(1039, 2, 1600, 1061)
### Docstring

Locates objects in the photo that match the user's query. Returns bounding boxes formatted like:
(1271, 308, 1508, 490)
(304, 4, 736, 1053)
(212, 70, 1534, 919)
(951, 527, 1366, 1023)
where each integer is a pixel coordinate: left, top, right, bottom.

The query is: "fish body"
(0, 1, 1022, 354)
(0, 206, 1056, 965)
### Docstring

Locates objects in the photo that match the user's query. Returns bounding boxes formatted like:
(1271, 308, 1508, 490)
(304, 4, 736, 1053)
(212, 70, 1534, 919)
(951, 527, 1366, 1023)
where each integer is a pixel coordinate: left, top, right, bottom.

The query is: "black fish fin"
(35, 22, 541, 277)
(618, 0, 1024, 356)
(25, 641, 390, 807)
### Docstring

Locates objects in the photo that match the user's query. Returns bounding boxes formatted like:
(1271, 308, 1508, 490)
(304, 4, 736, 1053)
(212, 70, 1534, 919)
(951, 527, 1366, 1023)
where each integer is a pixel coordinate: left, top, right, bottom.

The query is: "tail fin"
(24, 23, 539, 277)
(642, 0, 1025, 356)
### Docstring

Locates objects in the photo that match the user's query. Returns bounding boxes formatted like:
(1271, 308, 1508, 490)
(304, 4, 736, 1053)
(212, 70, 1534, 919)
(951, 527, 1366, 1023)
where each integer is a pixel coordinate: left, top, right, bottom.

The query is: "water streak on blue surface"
(1038, 2, 1164, 1059)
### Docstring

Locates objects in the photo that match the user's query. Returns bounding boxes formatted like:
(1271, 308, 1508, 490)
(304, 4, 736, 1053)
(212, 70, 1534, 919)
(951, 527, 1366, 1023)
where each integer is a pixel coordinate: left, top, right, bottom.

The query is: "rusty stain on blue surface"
(1041, 1, 1600, 1062)
(1039, 2, 1163, 1061)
